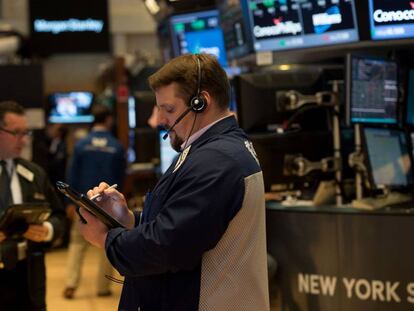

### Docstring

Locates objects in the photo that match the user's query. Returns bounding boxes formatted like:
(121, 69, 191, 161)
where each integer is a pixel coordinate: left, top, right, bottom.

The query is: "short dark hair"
(148, 54, 230, 110)
(92, 104, 113, 124)
(0, 101, 25, 126)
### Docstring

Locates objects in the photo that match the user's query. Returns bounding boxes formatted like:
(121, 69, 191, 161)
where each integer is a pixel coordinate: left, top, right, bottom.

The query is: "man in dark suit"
(0, 101, 66, 311)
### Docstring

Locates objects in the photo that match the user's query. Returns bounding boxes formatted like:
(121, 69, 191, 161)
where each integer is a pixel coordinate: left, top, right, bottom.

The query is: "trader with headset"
(78, 53, 270, 311)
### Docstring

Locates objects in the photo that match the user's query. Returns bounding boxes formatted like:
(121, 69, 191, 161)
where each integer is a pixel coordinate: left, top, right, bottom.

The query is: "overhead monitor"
(218, 0, 254, 60)
(48, 91, 94, 124)
(241, 0, 359, 52)
(169, 9, 228, 67)
(29, 0, 110, 54)
(346, 54, 398, 125)
(369, 0, 414, 40)
(362, 127, 414, 190)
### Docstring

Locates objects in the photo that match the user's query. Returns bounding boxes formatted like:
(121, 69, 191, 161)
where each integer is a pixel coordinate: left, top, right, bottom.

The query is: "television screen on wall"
(29, 0, 110, 54)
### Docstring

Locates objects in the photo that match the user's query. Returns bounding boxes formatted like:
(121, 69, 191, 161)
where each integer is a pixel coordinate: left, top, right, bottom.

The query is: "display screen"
(369, 0, 414, 40)
(48, 92, 94, 123)
(169, 9, 228, 67)
(242, 0, 359, 52)
(159, 131, 178, 174)
(363, 128, 414, 189)
(346, 54, 398, 124)
(219, 0, 254, 60)
(29, 0, 110, 54)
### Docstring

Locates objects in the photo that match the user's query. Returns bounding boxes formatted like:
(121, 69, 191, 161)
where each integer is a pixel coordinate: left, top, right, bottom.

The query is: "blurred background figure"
(0, 101, 66, 311)
(63, 104, 126, 299)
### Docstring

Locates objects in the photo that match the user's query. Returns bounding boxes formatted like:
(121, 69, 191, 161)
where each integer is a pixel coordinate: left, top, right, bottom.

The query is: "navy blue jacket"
(106, 116, 269, 311)
(67, 130, 126, 193)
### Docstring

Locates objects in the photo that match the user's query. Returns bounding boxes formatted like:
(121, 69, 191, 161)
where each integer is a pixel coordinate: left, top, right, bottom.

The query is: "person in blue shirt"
(63, 104, 126, 299)
(78, 54, 270, 311)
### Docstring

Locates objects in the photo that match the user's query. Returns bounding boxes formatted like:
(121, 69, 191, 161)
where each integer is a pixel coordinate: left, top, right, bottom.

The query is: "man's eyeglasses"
(0, 127, 33, 138)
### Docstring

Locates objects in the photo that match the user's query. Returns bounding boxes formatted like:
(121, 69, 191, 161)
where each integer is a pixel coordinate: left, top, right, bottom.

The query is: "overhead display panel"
(242, 0, 359, 52)
(369, 0, 414, 40)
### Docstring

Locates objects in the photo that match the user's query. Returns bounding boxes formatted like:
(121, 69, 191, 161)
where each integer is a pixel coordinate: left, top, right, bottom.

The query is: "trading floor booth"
(260, 54, 414, 311)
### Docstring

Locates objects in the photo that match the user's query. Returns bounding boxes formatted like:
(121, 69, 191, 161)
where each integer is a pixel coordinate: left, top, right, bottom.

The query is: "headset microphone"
(162, 107, 192, 140)
(163, 55, 206, 140)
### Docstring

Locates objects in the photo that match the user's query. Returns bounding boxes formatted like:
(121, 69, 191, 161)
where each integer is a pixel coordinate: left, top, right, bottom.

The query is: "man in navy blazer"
(0, 101, 66, 311)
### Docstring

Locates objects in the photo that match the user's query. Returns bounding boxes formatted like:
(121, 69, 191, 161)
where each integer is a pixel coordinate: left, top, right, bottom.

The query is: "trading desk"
(266, 203, 414, 311)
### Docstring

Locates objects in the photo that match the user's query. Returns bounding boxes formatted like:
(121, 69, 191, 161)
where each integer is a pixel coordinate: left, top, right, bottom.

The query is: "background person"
(0, 100, 66, 311)
(63, 104, 126, 299)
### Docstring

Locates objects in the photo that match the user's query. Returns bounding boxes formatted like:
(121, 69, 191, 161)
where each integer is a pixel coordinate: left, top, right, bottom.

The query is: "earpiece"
(189, 55, 207, 113)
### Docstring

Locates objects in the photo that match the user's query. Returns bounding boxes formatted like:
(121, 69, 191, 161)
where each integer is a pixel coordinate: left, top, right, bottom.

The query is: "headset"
(163, 55, 206, 140)
(189, 55, 207, 113)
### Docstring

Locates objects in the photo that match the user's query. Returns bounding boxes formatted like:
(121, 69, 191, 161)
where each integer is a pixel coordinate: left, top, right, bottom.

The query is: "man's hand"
(78, 208, 109, 248)
(23, 224, 49, 242)
(87, 182, 135, 229)
(78, 182, 135, 248)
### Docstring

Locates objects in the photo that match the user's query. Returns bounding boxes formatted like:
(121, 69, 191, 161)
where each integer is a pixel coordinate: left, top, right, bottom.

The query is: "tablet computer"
(0, 203, 51, 233)
(56, 181, 125, 229)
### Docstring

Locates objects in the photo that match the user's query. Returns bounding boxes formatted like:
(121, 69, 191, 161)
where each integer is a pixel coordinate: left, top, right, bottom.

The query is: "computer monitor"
(218, 0, 253, 60)
(159, 130, 179, 174)
(47, 91, 94, 124)
(169, 9, 228, 67)
(241, 0, 359, 52)
(346, 54, 399, 125)
(250, 130, 334, 192)
(362, 127, 414, 190)
(368, 0, 414, 41)
(234, 65, 342, 133)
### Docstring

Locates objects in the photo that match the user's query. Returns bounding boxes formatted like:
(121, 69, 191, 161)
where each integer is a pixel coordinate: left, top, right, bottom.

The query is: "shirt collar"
(180, 115, 233, 151)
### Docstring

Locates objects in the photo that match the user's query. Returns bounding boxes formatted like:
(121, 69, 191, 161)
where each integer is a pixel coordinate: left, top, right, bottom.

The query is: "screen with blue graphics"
(169, 9, 228, 67)
(241, 0, 359, 52)
(369, 0, 414, 40)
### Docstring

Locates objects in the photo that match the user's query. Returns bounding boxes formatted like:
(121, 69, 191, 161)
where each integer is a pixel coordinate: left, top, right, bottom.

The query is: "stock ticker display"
(369, 0, 414, 40)
(243, 0, 359, 51)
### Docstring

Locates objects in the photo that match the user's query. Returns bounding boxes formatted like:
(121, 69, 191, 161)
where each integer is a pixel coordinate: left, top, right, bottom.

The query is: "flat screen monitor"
(234, 65, 342, 133)
(406, 69, 414, 126)
(159, 130, 178, 174)
(219, 0, 254, 60)
(29, 0, 110, 54)
(362, 127, 414, 190)
(48, 91, 94, 124)
(169, 9, 228, 67)
(369, 0, 414, 40)
(346, 54, 398, 125)
(241, 0, 359, 52)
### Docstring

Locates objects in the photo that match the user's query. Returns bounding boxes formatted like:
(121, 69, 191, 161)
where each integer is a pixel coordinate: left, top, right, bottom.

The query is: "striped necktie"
(0, 160, 12, 211)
